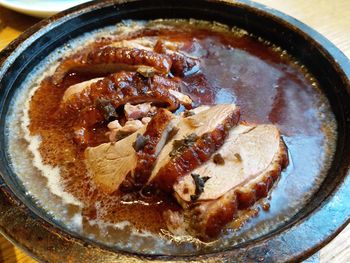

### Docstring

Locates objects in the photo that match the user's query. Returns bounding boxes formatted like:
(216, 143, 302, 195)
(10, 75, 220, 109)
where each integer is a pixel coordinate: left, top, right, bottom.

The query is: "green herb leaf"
(190, 173, 210, 201)
(95, 98, 118, 121)
(169, 133, 198, 157)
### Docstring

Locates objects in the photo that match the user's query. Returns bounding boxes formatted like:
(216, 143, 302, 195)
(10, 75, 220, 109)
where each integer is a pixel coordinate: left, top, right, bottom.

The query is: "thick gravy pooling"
(10, 20, 336, 255)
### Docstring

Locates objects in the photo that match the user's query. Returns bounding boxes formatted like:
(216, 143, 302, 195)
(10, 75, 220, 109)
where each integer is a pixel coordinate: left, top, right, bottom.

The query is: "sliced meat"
(85, 126, 146, 194)
(53, 46, 172, 84)
(60, 72, 192, 146)
(124, 102, 156, 120)
(106, 119, 144, 143)
(168, 90, 193, 106)
(86, 109, 176, 194)
(174, 125, 255, 202)
(167, 124, 289, 240)
(122, 109, 177, 190)
(148, 104, 240, 192)
(62, 78, 103, 102)
(61, 72, 191, 113)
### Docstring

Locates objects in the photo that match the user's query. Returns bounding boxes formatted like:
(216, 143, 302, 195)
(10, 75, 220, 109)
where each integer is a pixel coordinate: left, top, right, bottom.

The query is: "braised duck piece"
(166, 124, 289, 240)
(168, 52, 200, 77)
(153, 39, 200, 76)
(53, 46, 172, 84)
(61, 72, 191, 113)
(122, 108, 177, 191)
(85, 109, 176, 194)
(94, 37, 200, 77)
(85, 126, 145, 194)
(60, 71, 192, 145)
(148, 104, 240, 192)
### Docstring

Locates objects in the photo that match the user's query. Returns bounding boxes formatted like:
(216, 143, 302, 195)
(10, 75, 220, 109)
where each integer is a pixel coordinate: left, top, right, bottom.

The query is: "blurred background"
(0, 1, 349, 262)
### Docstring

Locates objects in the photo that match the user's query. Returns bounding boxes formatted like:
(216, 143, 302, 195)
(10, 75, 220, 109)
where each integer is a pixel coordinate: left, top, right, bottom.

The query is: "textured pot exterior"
(0, 1, 349, 262)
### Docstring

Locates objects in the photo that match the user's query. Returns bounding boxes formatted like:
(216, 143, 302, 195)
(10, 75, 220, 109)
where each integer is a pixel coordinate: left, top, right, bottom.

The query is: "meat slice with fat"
(148, 104, 240, 192)
(85, 109, 175, 194)
(85, 127, 144, 194)
(166, 124, 289, 240)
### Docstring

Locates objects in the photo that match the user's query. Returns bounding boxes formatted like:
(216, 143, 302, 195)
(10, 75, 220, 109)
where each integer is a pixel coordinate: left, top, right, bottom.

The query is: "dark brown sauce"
(28, 21, 334, 244)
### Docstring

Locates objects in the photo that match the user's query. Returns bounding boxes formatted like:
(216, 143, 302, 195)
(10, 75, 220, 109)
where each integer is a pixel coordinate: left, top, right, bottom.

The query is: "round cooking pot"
(0, 0, 349, 262)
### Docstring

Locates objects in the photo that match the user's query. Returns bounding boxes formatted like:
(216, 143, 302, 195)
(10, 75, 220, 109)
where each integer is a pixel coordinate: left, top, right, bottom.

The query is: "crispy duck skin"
(61, 72, 186, 114)
(154, 39, 200, 76)
(53, 46, 172, 84)
(60, 71, 191, 146)
(176, 138, 289, 240)
(168, 52, 200, 76)
(121, 109, 175, 191)
(134, 108, 175, 185)
(152, 108, 240, 192)
(60, 71, 192, 146)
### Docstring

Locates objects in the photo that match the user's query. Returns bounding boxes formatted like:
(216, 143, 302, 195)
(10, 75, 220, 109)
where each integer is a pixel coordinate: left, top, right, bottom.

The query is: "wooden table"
(0, 1, 349, 262)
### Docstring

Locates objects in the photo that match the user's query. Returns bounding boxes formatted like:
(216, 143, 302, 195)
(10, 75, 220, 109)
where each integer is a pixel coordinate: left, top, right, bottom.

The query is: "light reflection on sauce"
(120, 200, 164, 206)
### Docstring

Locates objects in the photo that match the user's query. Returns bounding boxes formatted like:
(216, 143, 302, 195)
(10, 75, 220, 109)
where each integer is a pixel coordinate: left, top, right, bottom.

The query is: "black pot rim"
(0, 0, 349, 262)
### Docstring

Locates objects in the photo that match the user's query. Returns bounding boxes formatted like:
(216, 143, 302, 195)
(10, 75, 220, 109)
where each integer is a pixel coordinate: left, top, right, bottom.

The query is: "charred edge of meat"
(188, 138, 289, 240)
(190, 174, 210, 201)
(53, 46, 172, 84)
(129, 109, 175, 190)
(153, 109, 240, 192)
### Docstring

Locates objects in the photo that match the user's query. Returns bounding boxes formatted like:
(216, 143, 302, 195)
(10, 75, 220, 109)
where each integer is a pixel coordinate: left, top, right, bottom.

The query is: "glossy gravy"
(8, 20, 336, 255)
